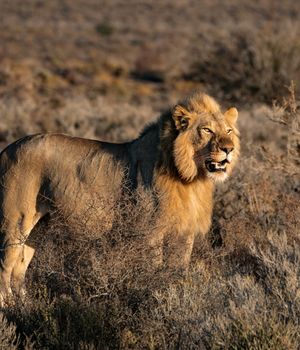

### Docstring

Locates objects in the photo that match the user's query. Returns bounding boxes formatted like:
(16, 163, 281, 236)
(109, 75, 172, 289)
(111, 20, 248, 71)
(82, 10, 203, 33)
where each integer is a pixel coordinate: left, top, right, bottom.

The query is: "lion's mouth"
(205, 159, 229, 173)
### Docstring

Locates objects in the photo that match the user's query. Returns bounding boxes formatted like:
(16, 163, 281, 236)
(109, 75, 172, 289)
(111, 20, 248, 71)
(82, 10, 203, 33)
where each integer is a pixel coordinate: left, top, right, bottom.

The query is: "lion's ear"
(172, 105, 192, 131)
(224, 107, 238, 124)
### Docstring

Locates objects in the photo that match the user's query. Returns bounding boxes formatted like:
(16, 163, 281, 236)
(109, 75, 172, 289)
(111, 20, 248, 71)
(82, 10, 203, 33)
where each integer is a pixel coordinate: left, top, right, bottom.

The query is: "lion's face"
(172, 100, 240, 183)
(193, 111, 239, 182)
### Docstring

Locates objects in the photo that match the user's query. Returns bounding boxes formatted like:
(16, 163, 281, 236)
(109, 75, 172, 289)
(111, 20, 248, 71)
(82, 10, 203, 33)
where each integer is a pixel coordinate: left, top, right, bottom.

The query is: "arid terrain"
(0, 0, 299, 349)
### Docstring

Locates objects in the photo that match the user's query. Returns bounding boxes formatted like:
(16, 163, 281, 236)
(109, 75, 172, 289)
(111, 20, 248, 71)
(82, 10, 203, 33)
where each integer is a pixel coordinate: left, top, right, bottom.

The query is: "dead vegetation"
(0, 0, 299, 349)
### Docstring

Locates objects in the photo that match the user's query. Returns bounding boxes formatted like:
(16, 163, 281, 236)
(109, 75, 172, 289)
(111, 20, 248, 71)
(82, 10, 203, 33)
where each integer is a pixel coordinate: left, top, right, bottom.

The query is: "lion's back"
(0, 133, 131, 229)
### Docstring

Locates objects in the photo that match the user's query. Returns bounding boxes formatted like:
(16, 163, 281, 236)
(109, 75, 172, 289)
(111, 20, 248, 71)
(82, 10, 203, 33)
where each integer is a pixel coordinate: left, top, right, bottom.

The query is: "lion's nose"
(220, 146, 234, 154)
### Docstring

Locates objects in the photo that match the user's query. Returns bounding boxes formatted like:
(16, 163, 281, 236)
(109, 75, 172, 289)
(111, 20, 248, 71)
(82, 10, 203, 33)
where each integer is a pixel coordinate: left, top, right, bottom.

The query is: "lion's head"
(171, 92, 240, 183)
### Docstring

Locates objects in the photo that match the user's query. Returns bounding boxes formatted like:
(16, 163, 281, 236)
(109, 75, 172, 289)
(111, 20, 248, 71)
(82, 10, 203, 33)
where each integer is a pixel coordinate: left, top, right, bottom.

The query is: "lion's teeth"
(207, 161, 226, 171)
(215, 163, 226, 169)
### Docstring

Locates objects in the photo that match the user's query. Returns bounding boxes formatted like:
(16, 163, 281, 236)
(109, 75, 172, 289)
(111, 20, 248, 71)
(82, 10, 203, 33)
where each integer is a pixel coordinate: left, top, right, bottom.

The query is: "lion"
(0, 92, 239, 303)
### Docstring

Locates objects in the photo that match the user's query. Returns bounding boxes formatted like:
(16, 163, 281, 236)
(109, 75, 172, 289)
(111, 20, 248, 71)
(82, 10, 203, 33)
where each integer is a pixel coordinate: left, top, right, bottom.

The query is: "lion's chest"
(156, 176, 214, 236)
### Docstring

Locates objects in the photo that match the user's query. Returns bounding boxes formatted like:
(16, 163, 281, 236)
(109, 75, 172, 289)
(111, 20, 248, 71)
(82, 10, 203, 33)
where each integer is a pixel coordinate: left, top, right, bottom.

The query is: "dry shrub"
(133, 230, 300, 349)
(6, 190, 166, 349)
(267, 82, 300, 166)
(0, 313, 20, 349)
(27, 189, 160, 297)
(188, 24, 300, 103)
(132, 46, 169, 83)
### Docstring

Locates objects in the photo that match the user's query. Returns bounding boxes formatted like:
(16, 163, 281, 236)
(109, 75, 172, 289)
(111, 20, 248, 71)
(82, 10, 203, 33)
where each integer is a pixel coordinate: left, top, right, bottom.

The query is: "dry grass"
(188, 24, 300, 104)
(0, 0, 299, 349)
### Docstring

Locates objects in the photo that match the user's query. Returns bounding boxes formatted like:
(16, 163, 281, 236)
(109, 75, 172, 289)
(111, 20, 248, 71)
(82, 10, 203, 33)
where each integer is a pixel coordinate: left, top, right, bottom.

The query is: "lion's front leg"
(147, 235, 164, 268)
(147, 229, 164, 268)
(165, 231, 195, 271)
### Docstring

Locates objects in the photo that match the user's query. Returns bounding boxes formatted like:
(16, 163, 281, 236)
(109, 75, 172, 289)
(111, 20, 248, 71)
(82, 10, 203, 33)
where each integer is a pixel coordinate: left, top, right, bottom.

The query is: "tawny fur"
(0, 92, 239, 303)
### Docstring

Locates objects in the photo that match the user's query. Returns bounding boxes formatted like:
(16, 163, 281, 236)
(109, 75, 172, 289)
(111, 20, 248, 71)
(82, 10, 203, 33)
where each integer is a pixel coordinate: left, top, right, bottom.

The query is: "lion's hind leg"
(10, 208, 48, 301)
(11, 244, 35, 299)
(0, 223, 25, 306)
(0, 209, 44, 305)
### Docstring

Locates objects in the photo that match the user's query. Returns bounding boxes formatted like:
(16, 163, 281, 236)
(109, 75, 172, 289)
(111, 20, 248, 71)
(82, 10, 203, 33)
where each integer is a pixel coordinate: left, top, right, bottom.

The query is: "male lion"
(0, 92, 239, 303)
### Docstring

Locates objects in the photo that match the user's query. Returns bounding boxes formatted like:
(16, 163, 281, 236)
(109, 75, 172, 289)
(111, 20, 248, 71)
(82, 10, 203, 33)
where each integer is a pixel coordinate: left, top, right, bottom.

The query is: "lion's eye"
(202, 127, 213, 134)
(227, 129, 233, 134)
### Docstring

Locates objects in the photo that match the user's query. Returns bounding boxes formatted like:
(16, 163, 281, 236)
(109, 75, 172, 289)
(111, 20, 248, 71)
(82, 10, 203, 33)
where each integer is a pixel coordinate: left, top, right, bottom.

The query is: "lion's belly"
(45, 156, 126, 232)
(52, 182, 121, 232)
